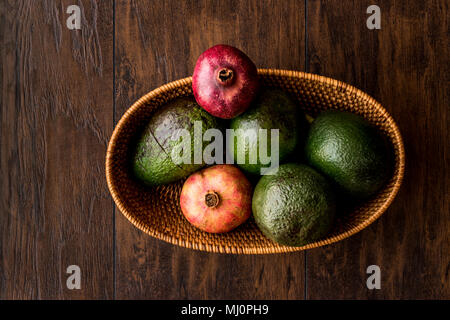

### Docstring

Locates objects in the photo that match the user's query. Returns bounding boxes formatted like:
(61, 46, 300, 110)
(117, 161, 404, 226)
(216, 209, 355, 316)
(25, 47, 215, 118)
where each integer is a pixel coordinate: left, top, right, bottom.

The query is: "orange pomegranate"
(180, 165, 252, 233)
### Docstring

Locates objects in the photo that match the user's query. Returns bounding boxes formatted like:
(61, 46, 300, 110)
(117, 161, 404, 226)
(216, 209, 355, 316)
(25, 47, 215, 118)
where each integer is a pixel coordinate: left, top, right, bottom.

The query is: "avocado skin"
(132, 97, 221, 186)
(305, 110, 392, 199)
(252, 163, 336, 246)
(228, 89, 305, 175)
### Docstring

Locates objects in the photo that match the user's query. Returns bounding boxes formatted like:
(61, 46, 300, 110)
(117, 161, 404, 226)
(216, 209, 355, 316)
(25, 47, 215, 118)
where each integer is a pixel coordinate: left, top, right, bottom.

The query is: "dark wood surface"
(115, 0, 306, 300)
(0, 0, 448, 299)
(306, 0, 449, 299)
(0, 0, 114, 299)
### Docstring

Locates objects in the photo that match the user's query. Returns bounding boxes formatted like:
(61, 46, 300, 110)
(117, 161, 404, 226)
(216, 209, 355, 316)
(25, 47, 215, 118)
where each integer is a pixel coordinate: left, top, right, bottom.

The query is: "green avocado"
(305, 110, 392, 198)
(252, 163, 336, 246)
(132, 97, 221, 186)
(228, 89, 305, 175)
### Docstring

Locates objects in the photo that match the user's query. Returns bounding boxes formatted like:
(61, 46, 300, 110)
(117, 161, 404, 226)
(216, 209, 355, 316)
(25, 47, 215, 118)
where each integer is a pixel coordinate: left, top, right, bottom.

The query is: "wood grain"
(115, 0, 306, 299)
(306, 0, 449, 299)
(0, 0, 113, 299)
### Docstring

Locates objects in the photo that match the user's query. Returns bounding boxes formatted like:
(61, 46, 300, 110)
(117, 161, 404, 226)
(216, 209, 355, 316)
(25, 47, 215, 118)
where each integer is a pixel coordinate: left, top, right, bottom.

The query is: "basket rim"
(105, 68, 405, 254)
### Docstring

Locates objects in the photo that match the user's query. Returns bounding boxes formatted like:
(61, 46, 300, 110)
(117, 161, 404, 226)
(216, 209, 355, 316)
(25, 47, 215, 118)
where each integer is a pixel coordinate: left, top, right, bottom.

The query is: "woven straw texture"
(106, 69, 405, 254)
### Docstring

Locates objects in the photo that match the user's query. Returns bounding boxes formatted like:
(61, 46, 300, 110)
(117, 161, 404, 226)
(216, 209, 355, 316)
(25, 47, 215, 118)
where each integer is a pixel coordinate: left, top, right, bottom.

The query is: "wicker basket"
(106, 69, 405, 254)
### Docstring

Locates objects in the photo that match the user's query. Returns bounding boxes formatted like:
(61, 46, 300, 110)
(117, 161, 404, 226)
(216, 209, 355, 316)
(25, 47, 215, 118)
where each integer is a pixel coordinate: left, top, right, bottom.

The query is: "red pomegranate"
(180, 165, 252, 233)
(192, 44, 259, 119)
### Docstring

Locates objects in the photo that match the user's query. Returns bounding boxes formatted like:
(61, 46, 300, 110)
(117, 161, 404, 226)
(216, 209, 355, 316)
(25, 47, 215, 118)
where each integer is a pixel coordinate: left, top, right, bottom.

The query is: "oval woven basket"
(106, 69, 405, 254)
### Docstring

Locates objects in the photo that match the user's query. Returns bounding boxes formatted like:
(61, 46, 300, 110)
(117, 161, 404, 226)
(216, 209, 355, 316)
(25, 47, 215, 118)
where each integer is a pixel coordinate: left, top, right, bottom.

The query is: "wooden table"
(1, 0, 448, 299)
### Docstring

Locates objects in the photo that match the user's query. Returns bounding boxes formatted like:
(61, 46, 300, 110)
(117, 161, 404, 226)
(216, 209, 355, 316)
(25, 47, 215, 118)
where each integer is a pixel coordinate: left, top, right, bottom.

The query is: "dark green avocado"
(132, 97, 221, 186)
(252, 163, 336, 246)
(305, 110, 392, 198)
(228, 89, 305, 175)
